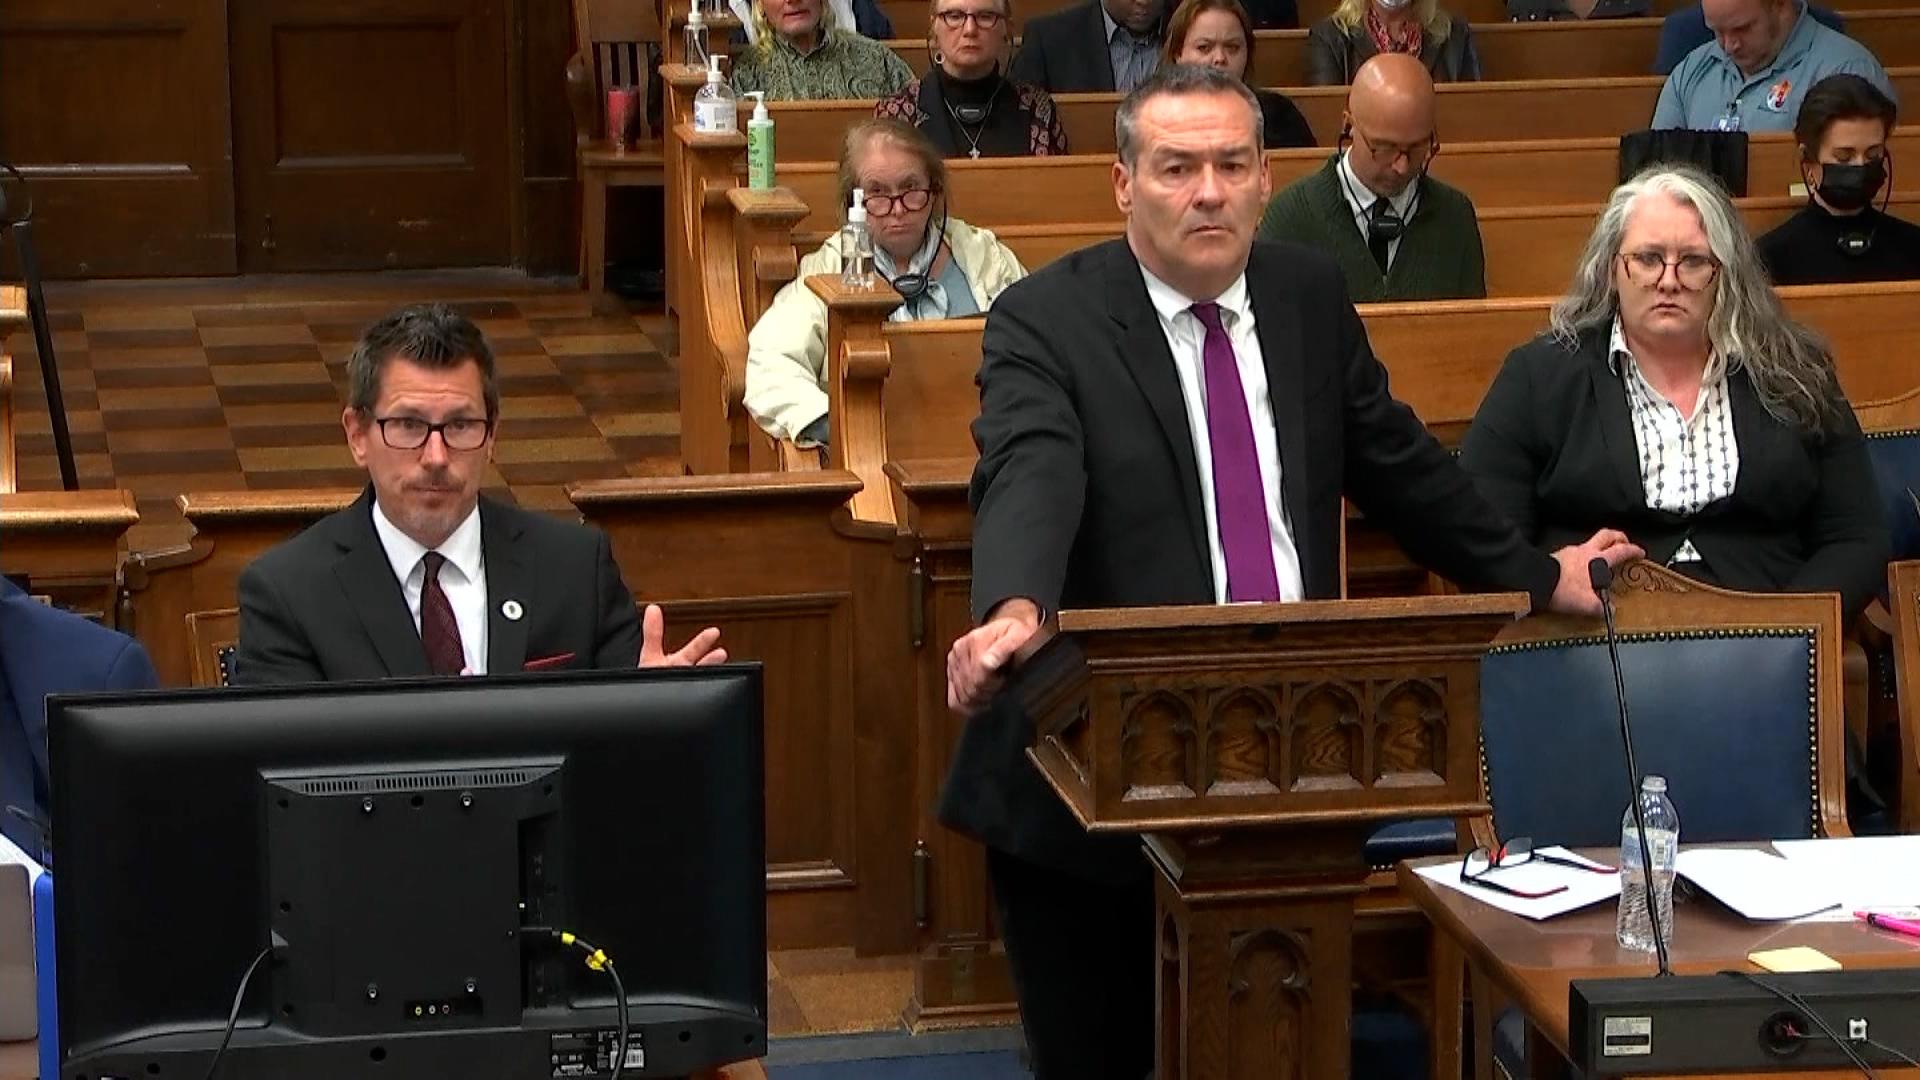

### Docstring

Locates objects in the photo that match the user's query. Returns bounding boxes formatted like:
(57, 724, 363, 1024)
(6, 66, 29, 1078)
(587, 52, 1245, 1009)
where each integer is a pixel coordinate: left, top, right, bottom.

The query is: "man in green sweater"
(1257, 53, 1487, 302)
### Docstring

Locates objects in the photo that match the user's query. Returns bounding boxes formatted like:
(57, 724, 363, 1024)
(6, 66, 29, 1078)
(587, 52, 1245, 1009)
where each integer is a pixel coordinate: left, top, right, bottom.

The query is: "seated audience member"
(1258, 53, 1485, 300)
(1507, 0, 1645, 22)
(234, 305, 725, 685)
(1462, 166, 1890, 622)
(876, 0, 1070, 156)
(1165, 0, 1317, 148)
(1, 577, 160, 861)
(1760, 74, 1920, 284)
(731, 0, 913, 99)
(1010, 0, 1167, 94)
(731, 0, 895, 41)
(1652, 0, 1891, 132)
(1653, 0, 1843, 74)
(1305, 0, 1479, 85)
(746, 120, 1026, 449)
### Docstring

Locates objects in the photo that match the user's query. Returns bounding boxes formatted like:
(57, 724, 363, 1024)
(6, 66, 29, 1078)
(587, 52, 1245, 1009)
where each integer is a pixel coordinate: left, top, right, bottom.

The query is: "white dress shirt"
(1608, 318, 1740, 564)
(1139, 264, 1307, 604)
(1336, 148, 1419, 270)
(372, 501, 490, 674)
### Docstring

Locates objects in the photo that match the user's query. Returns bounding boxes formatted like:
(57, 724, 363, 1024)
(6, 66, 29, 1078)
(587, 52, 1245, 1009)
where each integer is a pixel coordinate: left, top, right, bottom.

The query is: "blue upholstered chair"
(1889, 561, 1920, 836)
(1858, 389, 1920, 833)
(1469, 562, 1849, 1080)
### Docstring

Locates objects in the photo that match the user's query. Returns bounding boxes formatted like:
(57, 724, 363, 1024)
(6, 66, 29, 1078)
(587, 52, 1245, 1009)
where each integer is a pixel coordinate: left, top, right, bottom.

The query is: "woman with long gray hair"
(1460, 165, 1889, 621)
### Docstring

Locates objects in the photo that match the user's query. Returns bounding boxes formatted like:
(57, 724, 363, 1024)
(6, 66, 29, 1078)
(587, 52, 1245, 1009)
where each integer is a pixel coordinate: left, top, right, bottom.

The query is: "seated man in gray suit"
(233, 304, 724, 685)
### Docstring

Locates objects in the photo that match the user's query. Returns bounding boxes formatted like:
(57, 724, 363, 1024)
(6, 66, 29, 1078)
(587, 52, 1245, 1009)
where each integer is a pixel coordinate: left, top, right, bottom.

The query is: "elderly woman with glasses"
(745, 119, 1027, 450)
(1461, 166, 1889, 622)
(876, 0, 1069, 156)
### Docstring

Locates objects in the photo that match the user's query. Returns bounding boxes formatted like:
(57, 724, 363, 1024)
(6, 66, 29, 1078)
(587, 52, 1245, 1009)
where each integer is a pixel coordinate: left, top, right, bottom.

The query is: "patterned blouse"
(730, 28, 914, 100)
(875, 76, 1071, 157)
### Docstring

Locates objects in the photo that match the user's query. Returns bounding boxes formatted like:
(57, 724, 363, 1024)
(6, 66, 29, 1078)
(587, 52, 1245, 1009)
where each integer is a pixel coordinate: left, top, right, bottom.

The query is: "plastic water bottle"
(839, 189, 874, 289)
(1617, 774, 1680, 952)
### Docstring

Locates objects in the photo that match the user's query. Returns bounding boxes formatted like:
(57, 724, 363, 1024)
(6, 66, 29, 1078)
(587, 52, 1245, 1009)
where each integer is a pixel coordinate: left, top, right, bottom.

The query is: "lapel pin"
(502, 600, 524, 621)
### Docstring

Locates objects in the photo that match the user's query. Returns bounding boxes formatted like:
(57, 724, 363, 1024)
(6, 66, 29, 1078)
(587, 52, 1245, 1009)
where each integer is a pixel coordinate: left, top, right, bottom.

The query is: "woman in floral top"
(733, 0, 915, 99)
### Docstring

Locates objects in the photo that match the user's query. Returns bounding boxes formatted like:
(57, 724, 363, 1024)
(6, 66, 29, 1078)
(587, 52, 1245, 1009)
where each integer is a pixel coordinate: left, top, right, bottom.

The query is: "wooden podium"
(1010, 594, 1530, 1080)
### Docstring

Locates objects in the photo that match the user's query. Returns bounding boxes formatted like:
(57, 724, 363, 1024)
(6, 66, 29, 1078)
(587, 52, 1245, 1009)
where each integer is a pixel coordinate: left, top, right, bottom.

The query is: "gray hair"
(1550, 165, 1841, 434)
(1115, 63, 1264, 168)
(346, 303, 500, 421)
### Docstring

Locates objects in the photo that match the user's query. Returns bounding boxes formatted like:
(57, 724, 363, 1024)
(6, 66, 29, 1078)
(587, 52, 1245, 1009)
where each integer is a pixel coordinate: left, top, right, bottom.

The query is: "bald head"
(1343, 53, 1437, 199)
(1349, 53, 1436, 134)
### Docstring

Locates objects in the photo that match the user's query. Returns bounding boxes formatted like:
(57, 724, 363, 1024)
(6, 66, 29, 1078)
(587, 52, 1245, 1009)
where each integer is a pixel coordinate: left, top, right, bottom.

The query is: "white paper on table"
(1770, 836, 1920, 922)
(1415, 846, 1622, 920)
(1673, 847, 1841, 921)
(0, 833, 43, 883)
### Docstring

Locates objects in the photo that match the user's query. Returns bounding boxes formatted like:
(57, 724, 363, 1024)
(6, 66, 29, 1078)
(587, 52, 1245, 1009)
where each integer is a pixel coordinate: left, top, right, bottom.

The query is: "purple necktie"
(1191, 302, 1281, 603)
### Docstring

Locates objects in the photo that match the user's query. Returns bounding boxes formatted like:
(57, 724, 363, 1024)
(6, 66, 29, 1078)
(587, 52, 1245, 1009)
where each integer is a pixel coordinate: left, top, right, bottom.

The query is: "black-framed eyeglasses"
(1619, 249, 1720, 291)
(1459, 836, 1617, 899)
(935, 8, 1004, 28)
(862, 187, 936, 216)
(373, 415, 493, 451)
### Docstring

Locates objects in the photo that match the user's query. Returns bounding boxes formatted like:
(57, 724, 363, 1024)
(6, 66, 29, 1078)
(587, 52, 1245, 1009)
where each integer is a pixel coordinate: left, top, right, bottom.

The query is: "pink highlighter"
(1855, 911, 1920, 938)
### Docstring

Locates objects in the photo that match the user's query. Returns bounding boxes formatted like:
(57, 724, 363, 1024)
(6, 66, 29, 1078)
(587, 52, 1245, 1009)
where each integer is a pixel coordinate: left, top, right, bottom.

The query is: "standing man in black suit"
(940, 65, 1642, 1080)
(233, 304, 724, 686)
(1010, 0, 1168, 93)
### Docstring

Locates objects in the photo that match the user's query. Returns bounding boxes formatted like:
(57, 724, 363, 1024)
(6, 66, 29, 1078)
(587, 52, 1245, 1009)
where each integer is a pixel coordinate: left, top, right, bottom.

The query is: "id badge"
(1713, 112, 1743, 132)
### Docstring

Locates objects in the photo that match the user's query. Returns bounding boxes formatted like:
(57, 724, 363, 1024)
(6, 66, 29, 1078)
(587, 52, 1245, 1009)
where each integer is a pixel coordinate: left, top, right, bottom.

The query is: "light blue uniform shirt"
(1651, 2, 1894, 132)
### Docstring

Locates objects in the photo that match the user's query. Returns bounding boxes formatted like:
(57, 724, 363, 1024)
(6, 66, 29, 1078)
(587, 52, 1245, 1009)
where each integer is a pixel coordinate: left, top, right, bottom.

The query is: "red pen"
(1855, 911, 1920, 938)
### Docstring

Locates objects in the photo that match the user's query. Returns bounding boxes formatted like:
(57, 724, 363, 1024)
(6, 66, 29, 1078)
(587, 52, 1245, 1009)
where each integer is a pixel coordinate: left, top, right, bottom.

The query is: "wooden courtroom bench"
(0, 489, 139, 627)
(803, 277, 1920, 526)
(745, 68, 1920, 167)
(877, 10, 1920, 85)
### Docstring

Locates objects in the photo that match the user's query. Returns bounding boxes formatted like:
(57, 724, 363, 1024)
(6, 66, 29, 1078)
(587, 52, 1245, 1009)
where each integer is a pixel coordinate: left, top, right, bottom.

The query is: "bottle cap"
(747, 91, 769, 122)
(848, 187, 867, 224)
(1642, 775, 1667, 793)
(689, 0, 703, 24)
(707, 53, 724, 80)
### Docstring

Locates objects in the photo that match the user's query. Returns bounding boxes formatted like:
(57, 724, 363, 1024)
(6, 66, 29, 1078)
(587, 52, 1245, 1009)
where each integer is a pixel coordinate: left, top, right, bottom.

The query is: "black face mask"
(1813, 159, 1887, 213)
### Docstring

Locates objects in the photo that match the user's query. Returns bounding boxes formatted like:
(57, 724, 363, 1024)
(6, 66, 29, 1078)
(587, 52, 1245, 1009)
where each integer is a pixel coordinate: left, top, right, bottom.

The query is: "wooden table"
(1400, 850, 1920, 1080)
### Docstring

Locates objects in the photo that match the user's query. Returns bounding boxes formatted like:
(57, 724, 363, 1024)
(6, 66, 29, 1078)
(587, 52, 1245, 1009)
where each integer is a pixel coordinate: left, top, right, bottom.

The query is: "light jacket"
(744, 217, 1027, 445)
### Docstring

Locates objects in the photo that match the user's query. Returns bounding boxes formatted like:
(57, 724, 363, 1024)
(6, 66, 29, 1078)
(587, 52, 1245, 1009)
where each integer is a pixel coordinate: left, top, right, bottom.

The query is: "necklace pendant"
(968, 148, 980, 158)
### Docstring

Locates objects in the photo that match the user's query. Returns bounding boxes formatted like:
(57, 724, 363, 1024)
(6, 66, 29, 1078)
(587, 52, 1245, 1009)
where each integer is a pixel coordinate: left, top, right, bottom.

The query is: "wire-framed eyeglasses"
(1619, 249, 1720, 291)
(373, 415, 494, 451)
(1459, 836, 1617, 899)
(935, 8, 1005, 28)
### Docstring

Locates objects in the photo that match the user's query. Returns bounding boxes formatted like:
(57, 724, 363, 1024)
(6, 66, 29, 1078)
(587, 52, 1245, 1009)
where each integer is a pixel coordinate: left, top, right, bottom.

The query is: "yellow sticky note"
(1749, 946, 1842, 973)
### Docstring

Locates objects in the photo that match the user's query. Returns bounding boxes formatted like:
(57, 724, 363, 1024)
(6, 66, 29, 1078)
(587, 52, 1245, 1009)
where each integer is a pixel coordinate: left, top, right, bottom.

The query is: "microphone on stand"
(1590, 557, 1672, 978)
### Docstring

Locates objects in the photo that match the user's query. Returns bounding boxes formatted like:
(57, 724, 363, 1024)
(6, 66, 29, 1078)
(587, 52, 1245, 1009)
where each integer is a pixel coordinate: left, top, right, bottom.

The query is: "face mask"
(1814, 159, 1886, 213)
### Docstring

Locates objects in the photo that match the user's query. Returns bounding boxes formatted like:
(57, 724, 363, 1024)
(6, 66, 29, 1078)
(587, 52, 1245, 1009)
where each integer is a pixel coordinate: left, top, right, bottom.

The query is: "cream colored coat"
(744, 218, 1027, 446)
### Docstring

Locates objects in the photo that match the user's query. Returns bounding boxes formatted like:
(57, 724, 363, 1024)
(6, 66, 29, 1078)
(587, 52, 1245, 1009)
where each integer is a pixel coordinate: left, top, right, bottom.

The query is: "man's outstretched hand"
(946, 598, 1043, 715)
(638, 604, 727, 667)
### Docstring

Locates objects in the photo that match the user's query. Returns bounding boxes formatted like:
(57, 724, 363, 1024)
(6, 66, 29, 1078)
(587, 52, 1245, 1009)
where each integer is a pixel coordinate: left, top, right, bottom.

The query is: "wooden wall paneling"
(571, 472, 919, 955)
(0, 489, 139, 626)
(513, 0, 580, 275)
(888, 459, 1020, 1025)
(0, 0, 237, 278)
(228, 0, 513, 272)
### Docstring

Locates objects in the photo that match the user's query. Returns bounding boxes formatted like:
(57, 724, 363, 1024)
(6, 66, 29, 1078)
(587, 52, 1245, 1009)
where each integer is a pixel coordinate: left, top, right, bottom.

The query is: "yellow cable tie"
(586, 949, 609, 971)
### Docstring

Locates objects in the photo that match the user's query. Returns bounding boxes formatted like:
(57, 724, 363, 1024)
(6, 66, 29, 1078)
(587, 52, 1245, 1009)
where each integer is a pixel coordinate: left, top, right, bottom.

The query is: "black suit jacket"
(1460, 327, 1890, 621)
(939, 238, 1560, 883)
(233, 489, 643, 685)
(1009, 0, 1121, 93)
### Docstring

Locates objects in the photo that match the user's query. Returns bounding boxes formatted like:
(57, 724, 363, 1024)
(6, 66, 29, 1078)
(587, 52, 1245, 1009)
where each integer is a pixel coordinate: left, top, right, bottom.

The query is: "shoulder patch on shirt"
(1765, 78, 1793, 111)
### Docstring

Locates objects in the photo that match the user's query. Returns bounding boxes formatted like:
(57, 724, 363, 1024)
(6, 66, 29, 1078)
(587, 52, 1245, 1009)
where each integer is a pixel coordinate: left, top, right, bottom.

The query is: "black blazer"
(938, 238, 1561, 883)
(1460, 327, 1890, 621)
(233, 489, 644, 685)
(1009, 0, 1124, 93)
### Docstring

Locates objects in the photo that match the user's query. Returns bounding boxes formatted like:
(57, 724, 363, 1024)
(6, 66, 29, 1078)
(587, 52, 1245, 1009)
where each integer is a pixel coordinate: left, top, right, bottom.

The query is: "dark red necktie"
(420, 551, 466, 676)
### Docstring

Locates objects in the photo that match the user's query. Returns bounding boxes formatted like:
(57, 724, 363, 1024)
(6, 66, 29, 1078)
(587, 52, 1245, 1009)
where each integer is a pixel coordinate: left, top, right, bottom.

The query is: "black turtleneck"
(1757, 203, 1920, 286)
(918, 66, 1034, 158)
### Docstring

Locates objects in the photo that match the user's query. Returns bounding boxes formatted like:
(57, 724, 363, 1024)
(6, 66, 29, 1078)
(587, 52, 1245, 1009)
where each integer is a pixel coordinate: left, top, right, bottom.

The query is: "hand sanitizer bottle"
(839, 189, 874, 290)
(692, 54, 736, 135)
(684, 0, 710, 68)
(745, 92, 775, 189)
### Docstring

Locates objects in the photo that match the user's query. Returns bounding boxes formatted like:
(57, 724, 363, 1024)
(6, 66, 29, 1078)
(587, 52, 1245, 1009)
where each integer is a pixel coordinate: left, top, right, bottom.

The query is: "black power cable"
(1719, 969, 1880, 1080)
(203, 946, 274, 1080)
(529, 927, 632, 1080)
